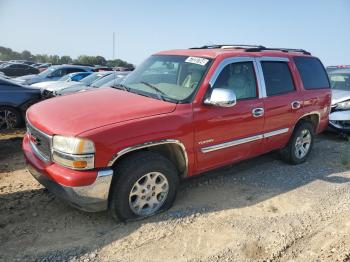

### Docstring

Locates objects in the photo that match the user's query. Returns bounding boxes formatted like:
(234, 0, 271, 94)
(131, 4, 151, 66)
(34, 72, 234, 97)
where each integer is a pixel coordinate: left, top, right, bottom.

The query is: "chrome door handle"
(291, 101, 301, 110)
(252, 107, 264, 118)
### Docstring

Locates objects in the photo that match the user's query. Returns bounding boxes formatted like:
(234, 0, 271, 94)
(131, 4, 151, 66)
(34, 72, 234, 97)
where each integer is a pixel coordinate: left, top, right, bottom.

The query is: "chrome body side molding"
(107, 139, 188, 175)
(201, 128, 289, 153)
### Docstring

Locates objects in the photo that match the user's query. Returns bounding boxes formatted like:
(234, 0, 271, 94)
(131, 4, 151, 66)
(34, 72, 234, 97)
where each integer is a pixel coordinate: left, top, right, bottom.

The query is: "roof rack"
(245, 47, 311, 55)
(189, 44, 311, 55)
(190, 44, 266, 50)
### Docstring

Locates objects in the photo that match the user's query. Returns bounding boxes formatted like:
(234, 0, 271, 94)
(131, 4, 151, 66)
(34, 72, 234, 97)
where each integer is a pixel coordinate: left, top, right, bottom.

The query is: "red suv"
(23, 45, 331, 221)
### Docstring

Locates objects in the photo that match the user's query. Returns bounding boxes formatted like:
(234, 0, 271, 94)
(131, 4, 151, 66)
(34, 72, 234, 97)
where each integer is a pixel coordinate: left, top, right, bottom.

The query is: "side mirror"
(204, 88, 237, 108)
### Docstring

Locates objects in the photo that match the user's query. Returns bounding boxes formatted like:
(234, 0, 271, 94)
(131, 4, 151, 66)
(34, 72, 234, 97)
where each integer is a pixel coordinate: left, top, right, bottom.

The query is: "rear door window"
(261, 62, 295, 96)
(294, 57, 330, 89)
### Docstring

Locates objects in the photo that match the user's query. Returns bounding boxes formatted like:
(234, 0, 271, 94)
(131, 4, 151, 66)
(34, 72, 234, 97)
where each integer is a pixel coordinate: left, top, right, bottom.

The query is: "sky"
(0, 0, 349, 66)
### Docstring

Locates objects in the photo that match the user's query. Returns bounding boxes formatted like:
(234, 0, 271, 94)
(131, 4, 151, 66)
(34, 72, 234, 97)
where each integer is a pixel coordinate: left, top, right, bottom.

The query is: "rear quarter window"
(294, 57, 330, 89)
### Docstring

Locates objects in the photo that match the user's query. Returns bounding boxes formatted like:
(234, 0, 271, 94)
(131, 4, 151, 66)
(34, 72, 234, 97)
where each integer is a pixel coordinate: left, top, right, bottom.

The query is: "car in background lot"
(23, 45, 331, 221)
(0, 63, 40, 77)
(326, 65, 350, 73)
(16, 64, 93, 85)
(36, 63, 52, 72)
(41, 71, 130, 98)
(328, 68, 350, 134)
(0, 77, 41, 129)
(31, 71, 93, 89)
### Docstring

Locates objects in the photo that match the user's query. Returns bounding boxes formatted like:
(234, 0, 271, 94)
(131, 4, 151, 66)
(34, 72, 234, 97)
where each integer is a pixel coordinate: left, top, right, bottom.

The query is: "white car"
(328, 69, 350, 134)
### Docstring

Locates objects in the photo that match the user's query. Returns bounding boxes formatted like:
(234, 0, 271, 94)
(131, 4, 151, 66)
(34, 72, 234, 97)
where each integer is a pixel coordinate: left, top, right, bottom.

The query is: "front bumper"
(328, 110, 350, 133)
(23, 134, 113, 212)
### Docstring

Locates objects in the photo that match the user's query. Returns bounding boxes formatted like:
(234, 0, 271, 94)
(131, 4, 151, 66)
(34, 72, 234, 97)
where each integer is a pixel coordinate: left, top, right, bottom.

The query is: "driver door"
(193, 58, 265, 173)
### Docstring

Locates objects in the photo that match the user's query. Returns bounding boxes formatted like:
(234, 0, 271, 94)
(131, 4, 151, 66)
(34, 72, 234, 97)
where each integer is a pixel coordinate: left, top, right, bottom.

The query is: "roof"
(156, 45, 312, 60)
(329, 69, 350, 74)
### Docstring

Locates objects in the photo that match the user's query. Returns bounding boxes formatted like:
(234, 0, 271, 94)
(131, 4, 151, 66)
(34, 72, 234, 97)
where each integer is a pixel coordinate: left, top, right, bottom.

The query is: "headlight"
(52, 136, 95, 170)
(336, 100, 350, 110)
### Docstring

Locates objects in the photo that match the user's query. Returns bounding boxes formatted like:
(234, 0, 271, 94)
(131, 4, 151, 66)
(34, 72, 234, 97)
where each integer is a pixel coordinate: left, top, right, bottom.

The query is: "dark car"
(0, 63, 40, 77)
(0, 77, 41, 129)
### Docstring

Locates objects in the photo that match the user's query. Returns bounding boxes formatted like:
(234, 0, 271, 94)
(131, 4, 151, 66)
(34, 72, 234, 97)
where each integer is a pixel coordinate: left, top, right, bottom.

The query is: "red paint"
(24, 48, 331, 187)
(23, 134, 98, 186)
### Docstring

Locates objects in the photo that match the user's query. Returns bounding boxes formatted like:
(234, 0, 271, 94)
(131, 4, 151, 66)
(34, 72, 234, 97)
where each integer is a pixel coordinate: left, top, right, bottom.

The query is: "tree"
(21, 50, 32, 61)
(59, 56, 72, 64)
(107, 59, 134, 70)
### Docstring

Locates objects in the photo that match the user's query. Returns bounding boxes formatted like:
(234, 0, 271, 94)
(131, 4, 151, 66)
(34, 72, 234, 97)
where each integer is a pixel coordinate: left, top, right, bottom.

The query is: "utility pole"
(112, 32, 115, 60)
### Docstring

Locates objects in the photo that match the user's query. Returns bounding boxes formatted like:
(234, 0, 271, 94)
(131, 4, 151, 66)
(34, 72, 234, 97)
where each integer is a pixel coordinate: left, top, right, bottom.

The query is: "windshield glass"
(39, 66, 57, 77)
(329, 73, 350, 91)
(100, 73, 129, 87)
(123, 55, 211, 102)
(59, 74, 71, 81)
(79, 72, 109, 85)
(90, 72, 115, 87)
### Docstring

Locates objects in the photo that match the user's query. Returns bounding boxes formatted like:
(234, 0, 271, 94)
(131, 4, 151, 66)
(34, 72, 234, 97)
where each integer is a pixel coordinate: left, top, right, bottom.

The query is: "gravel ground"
(1, 130, 350, 262)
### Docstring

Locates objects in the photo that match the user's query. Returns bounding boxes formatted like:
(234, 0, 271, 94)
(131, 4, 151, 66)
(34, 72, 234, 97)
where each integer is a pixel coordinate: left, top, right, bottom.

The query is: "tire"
(109, 151, 179, 222)
(0, 106, 22, 130)
(280, 121, 315, 165)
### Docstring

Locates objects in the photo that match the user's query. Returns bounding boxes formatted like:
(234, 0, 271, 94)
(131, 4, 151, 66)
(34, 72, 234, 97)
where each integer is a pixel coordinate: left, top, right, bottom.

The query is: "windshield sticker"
(185, 57, 209, 66)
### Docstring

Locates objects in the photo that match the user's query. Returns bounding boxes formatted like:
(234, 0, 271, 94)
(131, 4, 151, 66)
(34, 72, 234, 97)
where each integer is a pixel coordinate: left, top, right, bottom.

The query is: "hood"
(17, 74, 42, 84)
(46, 81, 83, 92)
(56, 84, 91, 95)
(331, 89, 350, 105)
(27, 88, 177, 136)
(31, 81, 58, 88)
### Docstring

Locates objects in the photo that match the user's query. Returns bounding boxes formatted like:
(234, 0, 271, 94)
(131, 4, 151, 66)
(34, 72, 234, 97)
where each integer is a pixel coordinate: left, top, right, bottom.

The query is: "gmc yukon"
(23, 45, 331, 221)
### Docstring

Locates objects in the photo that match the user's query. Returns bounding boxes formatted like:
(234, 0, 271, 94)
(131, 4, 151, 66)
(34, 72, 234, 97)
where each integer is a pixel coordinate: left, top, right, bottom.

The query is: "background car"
(0, 63, 40, 77)
(326, 65, 350, 73)
(39, 71, 112, 98)
(31, 71, 93, 89)
(16, 64, 93, 85)
(328, 68, 350, 134)
(35, 63, 52, 72)
(41, 71, 130, 98)
(0, 77, 41, 129)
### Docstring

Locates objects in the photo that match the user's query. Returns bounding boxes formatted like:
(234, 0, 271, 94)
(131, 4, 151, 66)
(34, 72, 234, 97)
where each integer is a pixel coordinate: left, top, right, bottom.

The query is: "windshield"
(100, 73, 129, 87)
(122, 55, 211, 102)
(59, 74, 71, 81)
(329, 73, 350, 91)
(79, 72, 109, 85)
(90, 72, 114, 87)
(39, 66, 57, 77)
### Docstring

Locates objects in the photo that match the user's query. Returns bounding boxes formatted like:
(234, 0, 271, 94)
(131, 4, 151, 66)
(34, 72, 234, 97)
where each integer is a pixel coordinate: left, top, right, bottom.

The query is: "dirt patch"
(1, 131, 350, 261)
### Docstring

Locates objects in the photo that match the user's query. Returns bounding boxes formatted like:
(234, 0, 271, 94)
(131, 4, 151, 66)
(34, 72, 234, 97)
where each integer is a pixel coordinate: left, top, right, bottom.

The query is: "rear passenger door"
(257, 57, 303, 152)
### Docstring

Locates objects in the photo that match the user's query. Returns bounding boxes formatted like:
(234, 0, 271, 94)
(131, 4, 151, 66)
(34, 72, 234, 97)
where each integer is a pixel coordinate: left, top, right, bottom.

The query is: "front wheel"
(109, 151, 179, 221)
(280, 121, 314, 165)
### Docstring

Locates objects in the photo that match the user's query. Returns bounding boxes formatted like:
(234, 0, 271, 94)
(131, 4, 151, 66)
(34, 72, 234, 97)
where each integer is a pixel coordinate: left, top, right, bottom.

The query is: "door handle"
(252, 107, 264, 118)
(291, 101, 301, 110)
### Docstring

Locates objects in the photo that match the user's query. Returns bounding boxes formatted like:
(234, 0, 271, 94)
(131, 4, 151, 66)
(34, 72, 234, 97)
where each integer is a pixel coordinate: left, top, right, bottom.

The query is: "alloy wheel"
(0, 109, 18, 130)
(128, 172, 169, 216)
(294, 129, 312, 159)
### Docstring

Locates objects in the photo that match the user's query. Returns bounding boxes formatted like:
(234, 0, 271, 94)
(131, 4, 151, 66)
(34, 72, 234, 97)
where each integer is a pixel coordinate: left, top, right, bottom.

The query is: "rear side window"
(294, 57, 330, 89)
(261, 62, 295, 96)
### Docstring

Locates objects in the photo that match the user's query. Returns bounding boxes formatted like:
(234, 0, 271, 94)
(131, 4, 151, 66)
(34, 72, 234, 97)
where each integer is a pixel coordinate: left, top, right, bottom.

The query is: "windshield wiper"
(111, 83, 129, 91)
(140, 81, 169, 101)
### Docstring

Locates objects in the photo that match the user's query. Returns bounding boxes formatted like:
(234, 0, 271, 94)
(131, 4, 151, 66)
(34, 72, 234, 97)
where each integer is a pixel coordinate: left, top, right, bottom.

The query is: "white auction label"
(185, 57, 209, 66)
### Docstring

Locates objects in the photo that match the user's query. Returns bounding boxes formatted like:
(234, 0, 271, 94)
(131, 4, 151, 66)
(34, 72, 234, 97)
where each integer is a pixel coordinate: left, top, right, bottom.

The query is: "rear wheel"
(0, 107, 22, 130)
(109, 151, 179, 221)
(280, 121, 314, 164)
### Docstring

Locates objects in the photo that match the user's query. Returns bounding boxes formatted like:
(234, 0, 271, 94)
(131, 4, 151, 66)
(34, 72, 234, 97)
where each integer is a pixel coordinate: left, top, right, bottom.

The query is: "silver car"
(328, 69, 350, 133)
(16, 64, 93, 85)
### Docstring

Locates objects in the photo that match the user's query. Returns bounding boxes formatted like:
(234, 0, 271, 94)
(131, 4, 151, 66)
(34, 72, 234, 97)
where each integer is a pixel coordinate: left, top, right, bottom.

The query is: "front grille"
(27, 121, 52, 161)
(41, 89, 55, 99)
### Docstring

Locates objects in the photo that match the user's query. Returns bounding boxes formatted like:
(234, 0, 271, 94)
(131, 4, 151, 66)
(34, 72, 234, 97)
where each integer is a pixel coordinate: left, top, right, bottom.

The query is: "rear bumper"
(23, 134, 113, 212)
(328, 110, 350, 133)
